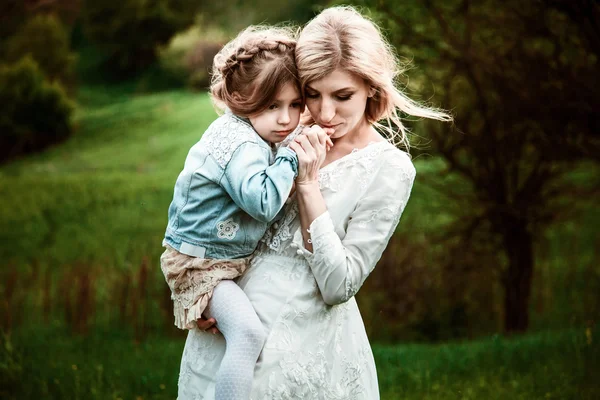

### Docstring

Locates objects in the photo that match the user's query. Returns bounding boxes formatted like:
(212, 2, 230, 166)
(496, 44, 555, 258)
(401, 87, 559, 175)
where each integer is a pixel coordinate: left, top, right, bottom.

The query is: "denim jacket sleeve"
(222, 144, 298, 223)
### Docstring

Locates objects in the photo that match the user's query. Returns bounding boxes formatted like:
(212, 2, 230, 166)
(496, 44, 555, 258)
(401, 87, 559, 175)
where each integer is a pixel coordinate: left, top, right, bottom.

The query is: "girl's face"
(304, 68, 372, 141)
(249, 82, 303, 144)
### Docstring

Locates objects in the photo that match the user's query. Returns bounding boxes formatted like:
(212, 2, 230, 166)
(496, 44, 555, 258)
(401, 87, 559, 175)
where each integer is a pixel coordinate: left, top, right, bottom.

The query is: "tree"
(0, 57, 74, 163)
(195, 0, 328, 32)
(0, 0, 81, 58)
(82, 0, 201, 77)
(4, 14, 77, 89)
(360, 0, 600, 333)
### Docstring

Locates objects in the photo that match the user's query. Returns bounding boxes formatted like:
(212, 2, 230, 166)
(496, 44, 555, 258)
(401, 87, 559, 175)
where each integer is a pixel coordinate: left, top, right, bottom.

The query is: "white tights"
(204, 280, 266, 400)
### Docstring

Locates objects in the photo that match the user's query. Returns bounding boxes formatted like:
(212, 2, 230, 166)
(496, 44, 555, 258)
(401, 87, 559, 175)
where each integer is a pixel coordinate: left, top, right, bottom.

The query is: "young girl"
(160, 26, 329, 399)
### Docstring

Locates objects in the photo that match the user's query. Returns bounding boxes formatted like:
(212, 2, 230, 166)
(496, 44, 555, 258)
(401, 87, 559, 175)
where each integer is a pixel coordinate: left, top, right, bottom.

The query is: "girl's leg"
(205, 280, 266, 400)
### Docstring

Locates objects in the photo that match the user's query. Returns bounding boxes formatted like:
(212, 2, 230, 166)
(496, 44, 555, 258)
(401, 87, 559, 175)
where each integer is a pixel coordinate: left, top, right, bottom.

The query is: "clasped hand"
(288, 125, 334, 185)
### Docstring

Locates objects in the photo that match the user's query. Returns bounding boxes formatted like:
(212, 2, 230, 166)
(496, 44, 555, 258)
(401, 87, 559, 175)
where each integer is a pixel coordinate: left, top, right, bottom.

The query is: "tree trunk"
(502, 219, 534, 333)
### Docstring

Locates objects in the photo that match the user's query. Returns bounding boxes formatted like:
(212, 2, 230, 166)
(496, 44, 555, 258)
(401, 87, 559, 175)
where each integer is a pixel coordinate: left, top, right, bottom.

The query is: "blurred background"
(0, 0, 598, 399)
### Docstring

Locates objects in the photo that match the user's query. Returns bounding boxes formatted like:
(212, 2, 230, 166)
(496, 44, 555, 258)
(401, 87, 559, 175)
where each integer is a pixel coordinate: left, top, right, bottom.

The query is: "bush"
(0, 57, 74, 163)
(158, 24, 226, 91)
(185, 40, 224, 90)
(4, 13, 77, 91)
(82, 0, 201, 78)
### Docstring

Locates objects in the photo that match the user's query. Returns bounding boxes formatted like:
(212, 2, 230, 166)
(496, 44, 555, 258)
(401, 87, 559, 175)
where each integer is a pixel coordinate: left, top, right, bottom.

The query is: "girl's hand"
(289, 125, 333, 185)
(196, 317, 220, 334)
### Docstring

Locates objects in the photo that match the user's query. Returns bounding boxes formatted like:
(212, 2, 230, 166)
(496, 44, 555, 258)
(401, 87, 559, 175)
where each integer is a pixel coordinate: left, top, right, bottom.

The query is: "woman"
(178, 6, 451, 399)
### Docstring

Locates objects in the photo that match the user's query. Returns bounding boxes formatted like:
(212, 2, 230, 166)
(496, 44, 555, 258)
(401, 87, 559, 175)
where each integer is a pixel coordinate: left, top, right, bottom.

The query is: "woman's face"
(304, 68, 372, 140)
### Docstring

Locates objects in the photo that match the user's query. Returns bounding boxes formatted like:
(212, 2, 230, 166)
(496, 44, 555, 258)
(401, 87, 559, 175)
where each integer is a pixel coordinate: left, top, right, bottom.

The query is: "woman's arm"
(297, 152, 416, 305)
(287, 126, 332, 251)
(296, 182, 326, 252)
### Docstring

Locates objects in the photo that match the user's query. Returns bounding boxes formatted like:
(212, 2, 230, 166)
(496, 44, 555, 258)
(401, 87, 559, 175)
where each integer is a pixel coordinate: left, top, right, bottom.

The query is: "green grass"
(0, 87, 215, 266)
(2, 325, 597, 399)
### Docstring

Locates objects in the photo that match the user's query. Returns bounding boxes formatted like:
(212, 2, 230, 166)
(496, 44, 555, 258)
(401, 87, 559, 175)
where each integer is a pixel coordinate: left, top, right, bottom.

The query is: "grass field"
(2, 325, 597, 399)
(1, 85, 598, 399)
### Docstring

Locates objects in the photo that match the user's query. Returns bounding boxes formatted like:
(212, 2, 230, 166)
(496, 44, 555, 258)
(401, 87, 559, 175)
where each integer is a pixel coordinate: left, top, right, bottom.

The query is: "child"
(160, 26, 306, 400)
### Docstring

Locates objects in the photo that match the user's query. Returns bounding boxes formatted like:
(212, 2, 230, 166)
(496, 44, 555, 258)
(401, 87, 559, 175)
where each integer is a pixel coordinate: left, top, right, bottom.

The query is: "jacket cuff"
(275, 147, 299, 177)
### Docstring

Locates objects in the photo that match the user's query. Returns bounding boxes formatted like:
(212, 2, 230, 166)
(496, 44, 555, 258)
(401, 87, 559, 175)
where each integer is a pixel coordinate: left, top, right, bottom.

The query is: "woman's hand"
(196, 317, 220, 334)
(288, 125, 333, 185)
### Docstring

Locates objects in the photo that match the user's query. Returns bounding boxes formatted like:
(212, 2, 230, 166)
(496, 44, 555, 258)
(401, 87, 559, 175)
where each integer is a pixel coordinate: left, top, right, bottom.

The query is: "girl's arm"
(223, 143, 298, 223)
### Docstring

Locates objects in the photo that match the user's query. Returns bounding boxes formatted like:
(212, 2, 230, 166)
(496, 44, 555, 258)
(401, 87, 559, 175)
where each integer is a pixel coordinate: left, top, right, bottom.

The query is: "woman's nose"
(320, 99, 335, 122)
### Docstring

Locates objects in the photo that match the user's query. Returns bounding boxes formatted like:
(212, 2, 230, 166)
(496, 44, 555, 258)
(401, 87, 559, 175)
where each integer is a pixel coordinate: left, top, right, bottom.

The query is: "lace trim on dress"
(178, 329, 222, 397)
(261, 142, 396, 254)
(264, 301, 368, 399)
(318, 141, 390, 192)
(261, 201, 299, 252)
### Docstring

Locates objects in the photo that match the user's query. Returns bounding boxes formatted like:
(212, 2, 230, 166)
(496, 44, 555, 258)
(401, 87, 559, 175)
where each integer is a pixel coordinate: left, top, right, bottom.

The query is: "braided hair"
(210, 26, 301, 117)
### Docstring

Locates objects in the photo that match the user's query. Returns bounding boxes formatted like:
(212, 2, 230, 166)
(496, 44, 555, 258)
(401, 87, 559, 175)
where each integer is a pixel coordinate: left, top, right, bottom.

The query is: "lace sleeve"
(298, 151, 416, 305)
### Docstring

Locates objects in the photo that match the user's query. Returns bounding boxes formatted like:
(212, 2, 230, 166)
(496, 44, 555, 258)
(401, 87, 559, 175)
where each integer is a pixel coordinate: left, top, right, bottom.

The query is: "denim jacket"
(163, 111, 299, 259)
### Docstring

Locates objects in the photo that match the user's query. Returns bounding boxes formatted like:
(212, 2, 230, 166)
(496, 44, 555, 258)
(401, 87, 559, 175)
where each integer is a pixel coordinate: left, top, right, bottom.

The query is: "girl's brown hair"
(210, 26, 300, 117)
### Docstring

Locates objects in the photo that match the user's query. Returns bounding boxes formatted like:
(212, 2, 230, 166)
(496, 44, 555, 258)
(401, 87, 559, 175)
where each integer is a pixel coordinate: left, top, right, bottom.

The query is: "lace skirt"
(160, 245, 251, 330)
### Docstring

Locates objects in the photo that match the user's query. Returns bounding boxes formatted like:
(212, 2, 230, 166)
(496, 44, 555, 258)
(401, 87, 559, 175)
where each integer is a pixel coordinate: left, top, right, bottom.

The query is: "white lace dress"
(177, 141, 416, 400)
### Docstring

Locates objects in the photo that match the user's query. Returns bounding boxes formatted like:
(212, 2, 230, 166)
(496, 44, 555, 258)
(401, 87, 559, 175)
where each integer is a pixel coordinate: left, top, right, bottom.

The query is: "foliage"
(0, 1, 81, 52)
(0, 332, 23, 399)
(158, 25, 227, 90)
(196, 0, 329, 33)
(3, 13, 77, 90)
(81, 0, 202, 77)
(356, 0, 600, 333)
(184, 40, 225, 90)
(0, 57, 74, 163)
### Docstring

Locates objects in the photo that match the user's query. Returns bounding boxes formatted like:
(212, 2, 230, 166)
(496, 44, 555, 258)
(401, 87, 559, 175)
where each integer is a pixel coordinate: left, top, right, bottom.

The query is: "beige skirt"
(160, 245, 251, 330)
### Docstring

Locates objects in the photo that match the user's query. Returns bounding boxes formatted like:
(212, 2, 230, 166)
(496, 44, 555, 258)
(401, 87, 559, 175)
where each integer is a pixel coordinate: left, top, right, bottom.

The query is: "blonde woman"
(179, 6, 451, 399)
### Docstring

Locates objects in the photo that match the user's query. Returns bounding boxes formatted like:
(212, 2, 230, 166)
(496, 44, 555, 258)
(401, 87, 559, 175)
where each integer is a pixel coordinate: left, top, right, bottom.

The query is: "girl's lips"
(275, 129, 292, 136)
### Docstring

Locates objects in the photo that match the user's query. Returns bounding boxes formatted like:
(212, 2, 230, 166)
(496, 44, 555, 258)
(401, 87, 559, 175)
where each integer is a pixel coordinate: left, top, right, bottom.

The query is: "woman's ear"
(368, 87, 376, 98)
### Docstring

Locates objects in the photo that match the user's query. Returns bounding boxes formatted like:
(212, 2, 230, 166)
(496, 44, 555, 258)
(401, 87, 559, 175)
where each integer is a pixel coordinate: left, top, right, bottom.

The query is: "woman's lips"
(319, 123, 340, 129)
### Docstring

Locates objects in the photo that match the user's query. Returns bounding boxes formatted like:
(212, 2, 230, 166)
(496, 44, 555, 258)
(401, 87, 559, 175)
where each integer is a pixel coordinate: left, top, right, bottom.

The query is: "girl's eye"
(268, 104, 278, 110)
(291, 102, 301, 108)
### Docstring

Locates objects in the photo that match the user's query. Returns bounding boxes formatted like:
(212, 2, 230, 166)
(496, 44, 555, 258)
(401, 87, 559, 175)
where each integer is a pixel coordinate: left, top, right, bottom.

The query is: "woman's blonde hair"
(210, 26, 301, 117)
(296, 6, 452, 149)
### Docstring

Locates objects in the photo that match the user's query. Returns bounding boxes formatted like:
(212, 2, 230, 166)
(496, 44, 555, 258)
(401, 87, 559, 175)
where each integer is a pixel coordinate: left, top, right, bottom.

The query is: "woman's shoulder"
(376, 142, 416, 180)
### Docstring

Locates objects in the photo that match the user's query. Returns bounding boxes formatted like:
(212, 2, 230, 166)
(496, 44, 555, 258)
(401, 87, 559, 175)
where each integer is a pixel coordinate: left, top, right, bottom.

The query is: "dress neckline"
(320, 140, 390, 172)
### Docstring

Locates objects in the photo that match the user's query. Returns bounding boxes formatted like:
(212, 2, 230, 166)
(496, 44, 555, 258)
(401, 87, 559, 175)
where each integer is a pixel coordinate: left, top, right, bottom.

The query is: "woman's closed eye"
(336, 93, 354, 101)
(305, 92, 353, 101)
